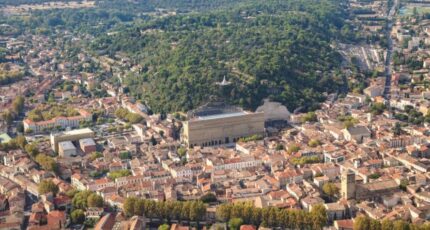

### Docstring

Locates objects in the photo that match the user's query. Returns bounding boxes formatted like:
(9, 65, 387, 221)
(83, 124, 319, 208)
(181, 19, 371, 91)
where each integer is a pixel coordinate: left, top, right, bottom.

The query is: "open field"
(1, 1, 95, 15)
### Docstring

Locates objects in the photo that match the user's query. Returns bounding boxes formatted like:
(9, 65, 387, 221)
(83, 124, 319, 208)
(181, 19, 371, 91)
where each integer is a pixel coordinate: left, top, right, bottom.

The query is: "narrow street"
(22, 192, 38, 230)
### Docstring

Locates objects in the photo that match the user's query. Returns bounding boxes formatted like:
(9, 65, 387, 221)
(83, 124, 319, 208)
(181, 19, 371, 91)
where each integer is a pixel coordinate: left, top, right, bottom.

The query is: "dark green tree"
(71, 209, 85, 224)
(38, 179, 59, 195)
(87, 193, 104, 208)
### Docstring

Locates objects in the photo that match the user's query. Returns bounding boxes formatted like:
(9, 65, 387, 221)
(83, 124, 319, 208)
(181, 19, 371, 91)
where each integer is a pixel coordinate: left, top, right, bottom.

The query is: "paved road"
(384, 0, 399, 101)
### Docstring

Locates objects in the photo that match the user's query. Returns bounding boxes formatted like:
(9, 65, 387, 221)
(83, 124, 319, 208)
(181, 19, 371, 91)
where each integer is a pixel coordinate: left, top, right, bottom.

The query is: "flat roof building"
(182, 103, 265, 147)
(58, 141, 77, 157)
(51, 128, 95, 153)
(79, 138, 97, 154)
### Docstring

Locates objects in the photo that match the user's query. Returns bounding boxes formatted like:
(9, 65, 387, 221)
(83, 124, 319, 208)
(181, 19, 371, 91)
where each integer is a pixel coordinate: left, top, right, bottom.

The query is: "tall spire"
(216, 76, 231, 86)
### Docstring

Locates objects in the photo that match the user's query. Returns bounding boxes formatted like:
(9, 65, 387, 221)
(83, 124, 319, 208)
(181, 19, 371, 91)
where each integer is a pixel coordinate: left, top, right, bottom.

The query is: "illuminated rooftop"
(195, 111, 247, 121)
(187, 102, 244, 119)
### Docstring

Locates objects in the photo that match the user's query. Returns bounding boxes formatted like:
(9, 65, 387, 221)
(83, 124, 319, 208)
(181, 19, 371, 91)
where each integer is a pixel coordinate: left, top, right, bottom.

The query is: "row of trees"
(216, 202, 327, 229)
(123, 197, 206, 224)
(354, 215, 430, 230)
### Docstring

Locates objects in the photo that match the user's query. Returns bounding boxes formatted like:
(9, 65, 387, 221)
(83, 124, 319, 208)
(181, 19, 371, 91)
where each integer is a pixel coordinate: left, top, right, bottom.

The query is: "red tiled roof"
(240, 225, 257, 230)
(54, 195, 71, 206)
(47, 211, 66, 229)
(335, 219, 354, 229)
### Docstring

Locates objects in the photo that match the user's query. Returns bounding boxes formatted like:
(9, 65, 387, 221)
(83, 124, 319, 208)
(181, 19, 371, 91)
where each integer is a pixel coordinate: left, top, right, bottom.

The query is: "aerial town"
(3, 0, 430, 229)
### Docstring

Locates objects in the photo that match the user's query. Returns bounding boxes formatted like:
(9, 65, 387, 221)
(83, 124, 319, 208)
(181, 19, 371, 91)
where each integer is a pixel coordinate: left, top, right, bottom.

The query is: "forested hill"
(4, 0, 352, 113)
(102, 0, 350, 112)
(89, 0, 353, 113)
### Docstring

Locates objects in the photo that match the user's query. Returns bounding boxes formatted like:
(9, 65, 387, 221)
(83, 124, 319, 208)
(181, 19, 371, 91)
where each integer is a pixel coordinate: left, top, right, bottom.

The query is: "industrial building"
(182, 103, 265, 147)
(50, 128, 95, 153)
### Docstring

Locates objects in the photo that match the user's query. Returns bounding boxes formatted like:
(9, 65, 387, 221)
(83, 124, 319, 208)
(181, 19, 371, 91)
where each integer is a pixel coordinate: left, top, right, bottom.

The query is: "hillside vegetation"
(89, 0, 351, 112)
(1, 0, 353, 113)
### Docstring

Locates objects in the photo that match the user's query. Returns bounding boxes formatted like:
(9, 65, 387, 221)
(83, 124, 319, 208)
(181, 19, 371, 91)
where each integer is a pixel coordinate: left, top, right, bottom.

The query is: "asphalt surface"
(384, 0, 399, 101)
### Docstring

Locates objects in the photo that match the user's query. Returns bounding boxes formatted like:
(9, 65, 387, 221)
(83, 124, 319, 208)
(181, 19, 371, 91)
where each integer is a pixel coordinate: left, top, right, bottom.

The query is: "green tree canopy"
(71, 209, 85, 224)
(87, 193, 104, 208)
(108, 169, 131, 180)
(229, 218, 244, 230)
(158, 224, 170, 230)
(200, 193, 217, 203)
(310, 204, 327, 230)
(322, 182, 339, 197)
(38, 179, 59, 195)
(35, 154, 58, 173)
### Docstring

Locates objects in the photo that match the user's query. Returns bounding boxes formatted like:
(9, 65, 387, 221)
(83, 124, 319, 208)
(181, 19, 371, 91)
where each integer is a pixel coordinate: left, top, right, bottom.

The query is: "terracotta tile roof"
(240, 225, 257, 230)
(335, 219, 353, 229)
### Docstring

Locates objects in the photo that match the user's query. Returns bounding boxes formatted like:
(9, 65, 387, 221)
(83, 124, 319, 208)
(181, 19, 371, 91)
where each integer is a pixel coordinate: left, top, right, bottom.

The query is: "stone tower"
(341, 169, 356, 200)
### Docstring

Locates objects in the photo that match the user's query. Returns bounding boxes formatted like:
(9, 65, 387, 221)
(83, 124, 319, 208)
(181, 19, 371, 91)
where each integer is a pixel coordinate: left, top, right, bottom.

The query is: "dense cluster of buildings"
(3, 0, 430, 229)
